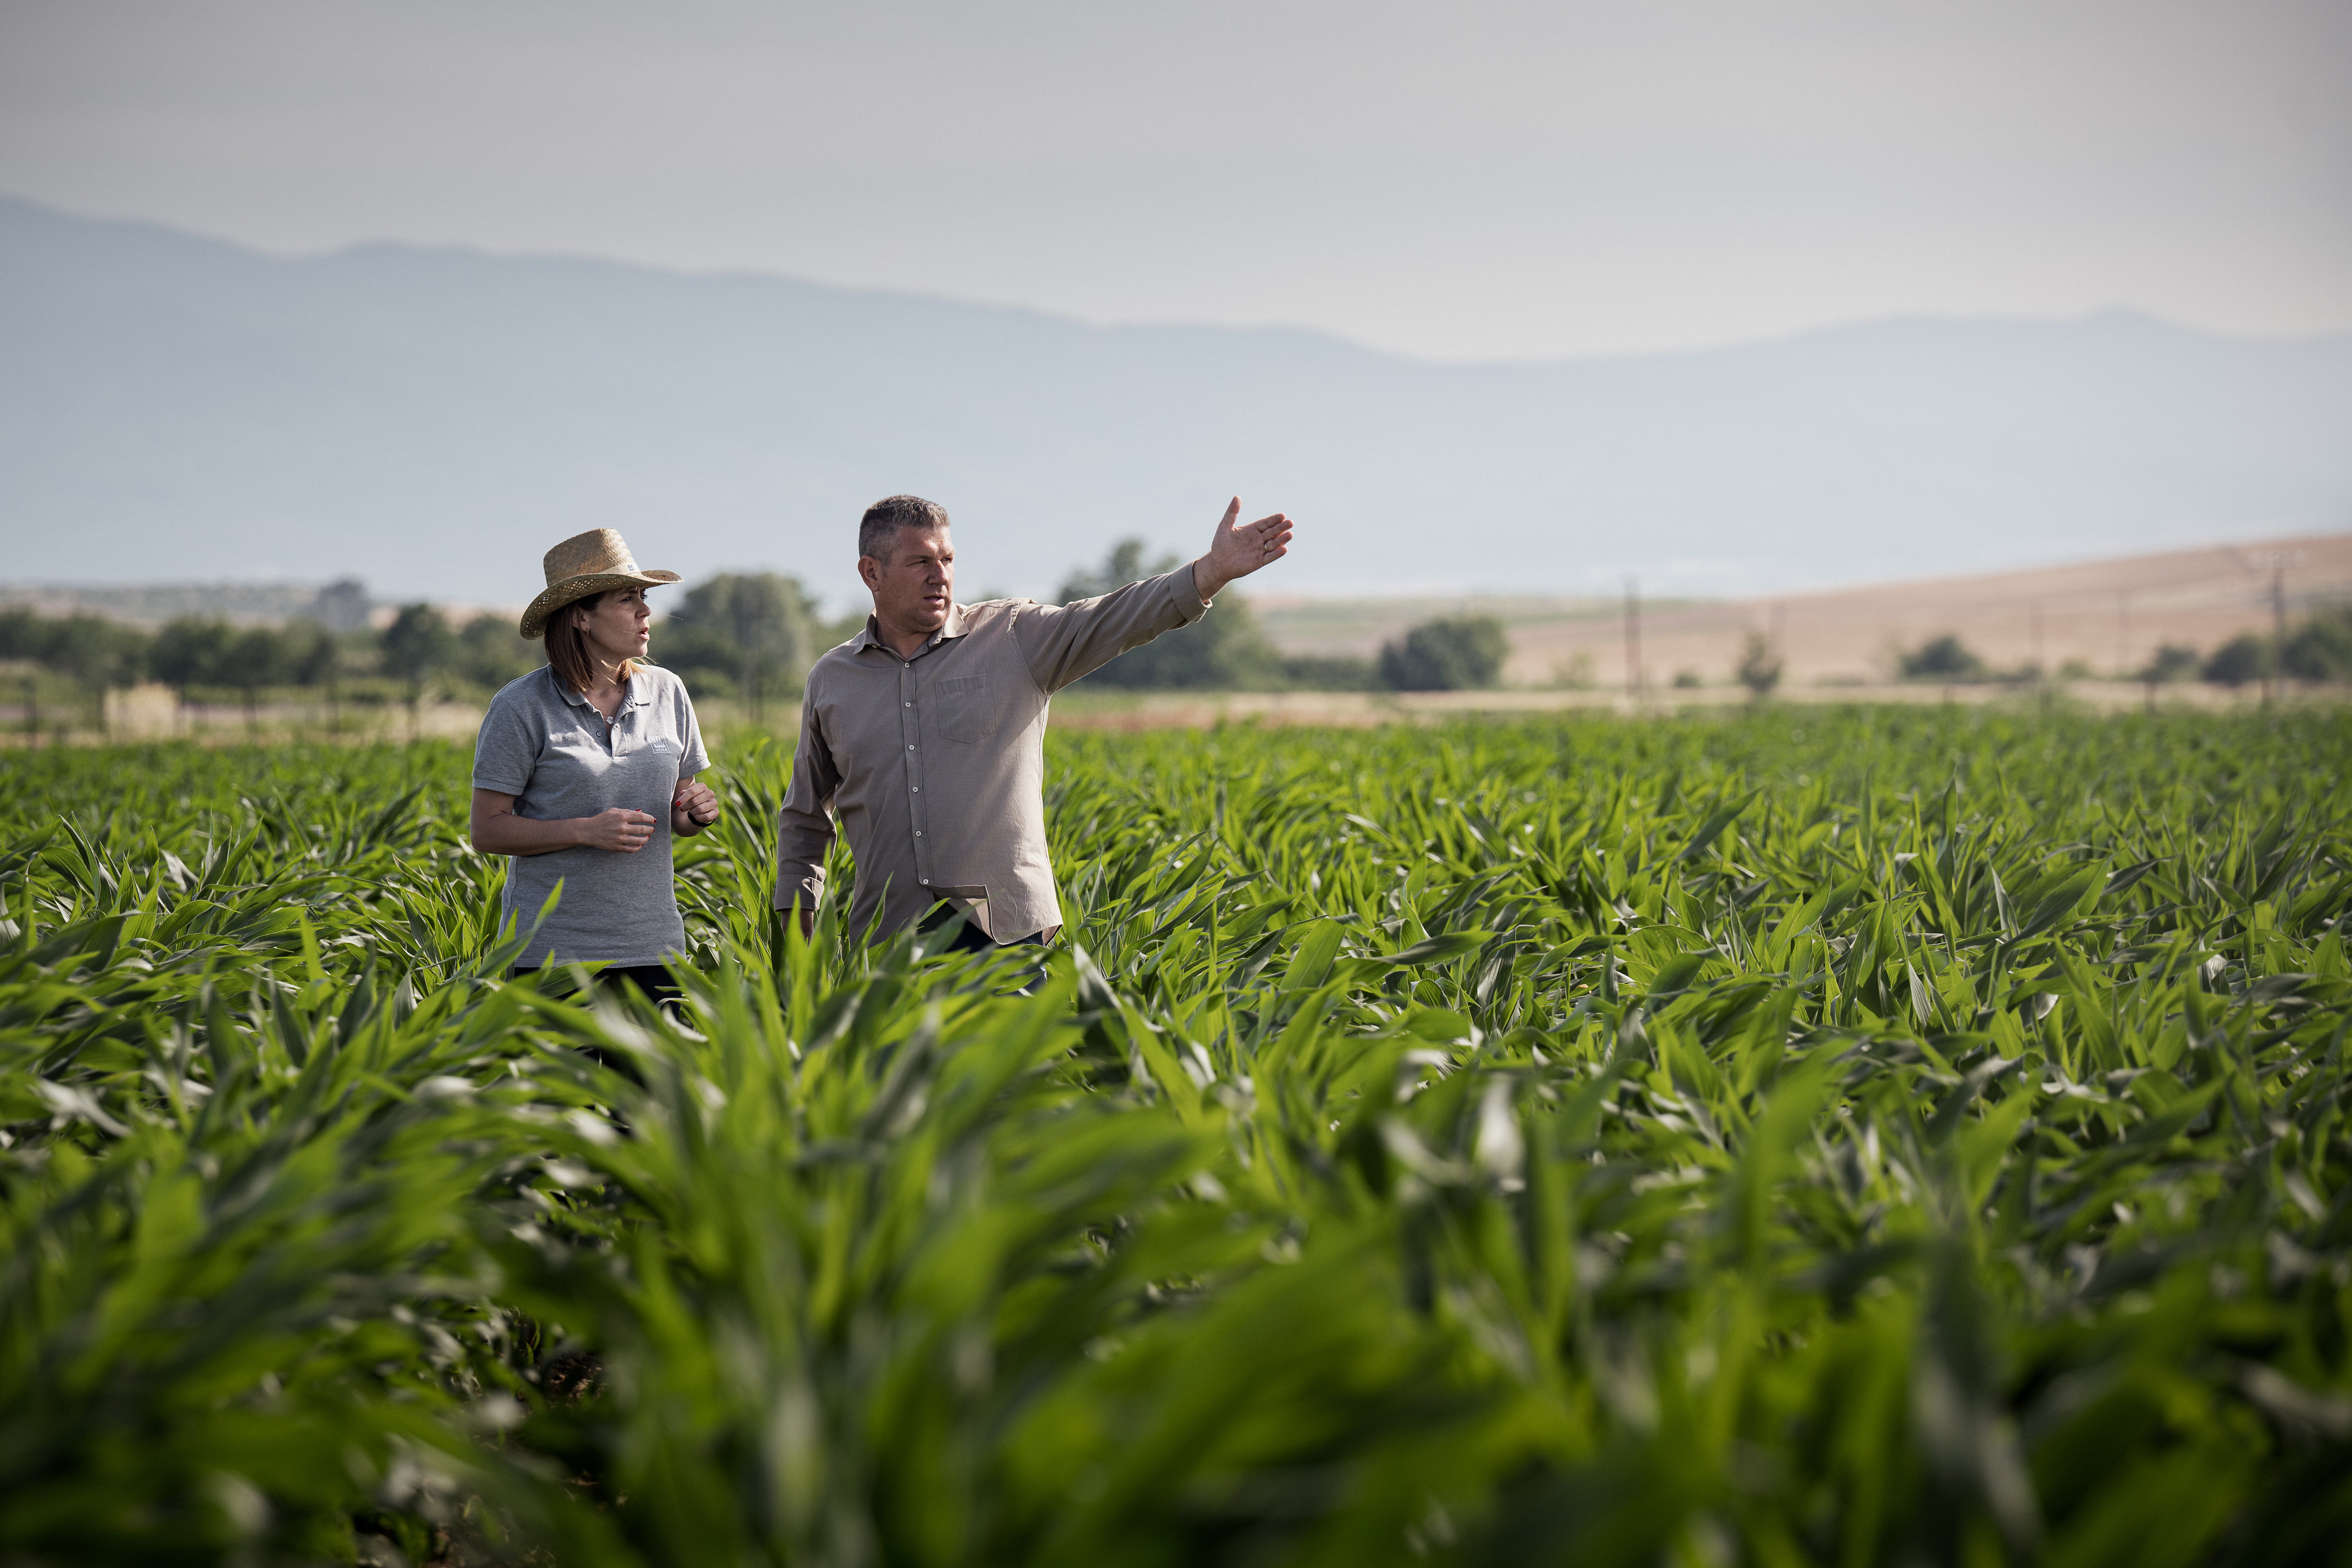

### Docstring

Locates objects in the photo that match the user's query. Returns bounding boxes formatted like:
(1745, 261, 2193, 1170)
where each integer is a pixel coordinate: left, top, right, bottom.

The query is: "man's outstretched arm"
(1017, 498, 1297, 693)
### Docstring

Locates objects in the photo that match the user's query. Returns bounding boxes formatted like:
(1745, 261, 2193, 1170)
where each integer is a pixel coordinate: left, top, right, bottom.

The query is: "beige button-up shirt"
(775, 566, 1210, 942)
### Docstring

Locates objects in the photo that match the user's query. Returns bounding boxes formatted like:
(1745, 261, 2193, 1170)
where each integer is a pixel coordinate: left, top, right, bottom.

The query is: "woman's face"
(574, 587, 652, 664)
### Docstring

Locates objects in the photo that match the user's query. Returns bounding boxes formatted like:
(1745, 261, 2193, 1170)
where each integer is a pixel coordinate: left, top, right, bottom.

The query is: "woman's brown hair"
(546, 590, 641, 693)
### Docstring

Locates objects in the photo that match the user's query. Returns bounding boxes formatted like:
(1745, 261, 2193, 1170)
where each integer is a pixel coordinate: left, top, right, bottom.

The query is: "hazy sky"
(1, 0, 2346, 361)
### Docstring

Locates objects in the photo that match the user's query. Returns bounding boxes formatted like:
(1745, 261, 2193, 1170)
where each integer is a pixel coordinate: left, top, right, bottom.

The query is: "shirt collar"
(552, 666, 650, 710)
(858, 605, 967, 657)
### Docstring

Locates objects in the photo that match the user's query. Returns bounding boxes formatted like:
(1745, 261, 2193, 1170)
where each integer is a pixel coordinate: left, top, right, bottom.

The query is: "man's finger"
(1218, 497, 1240, 532)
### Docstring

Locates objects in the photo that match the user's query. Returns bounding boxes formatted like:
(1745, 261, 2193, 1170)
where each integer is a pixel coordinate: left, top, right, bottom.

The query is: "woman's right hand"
(580, 807, 660, 852)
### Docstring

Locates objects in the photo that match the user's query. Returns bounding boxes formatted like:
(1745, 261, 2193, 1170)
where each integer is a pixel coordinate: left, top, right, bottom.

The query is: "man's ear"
(857, 556, 881, 590)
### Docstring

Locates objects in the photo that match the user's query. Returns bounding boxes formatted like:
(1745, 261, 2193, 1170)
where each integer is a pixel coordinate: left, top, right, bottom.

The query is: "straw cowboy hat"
(519, 529, 682, 640)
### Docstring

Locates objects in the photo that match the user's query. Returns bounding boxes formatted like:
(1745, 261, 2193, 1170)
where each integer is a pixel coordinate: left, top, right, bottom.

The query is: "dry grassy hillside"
(1257, 532, 2352, 689)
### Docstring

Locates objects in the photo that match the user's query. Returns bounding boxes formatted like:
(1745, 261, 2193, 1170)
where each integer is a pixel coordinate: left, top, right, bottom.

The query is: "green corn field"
(3, 708, 2349, 1566)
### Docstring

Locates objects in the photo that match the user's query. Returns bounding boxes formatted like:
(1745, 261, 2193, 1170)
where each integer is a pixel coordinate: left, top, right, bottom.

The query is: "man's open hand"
(1190, 498, 1294, 602)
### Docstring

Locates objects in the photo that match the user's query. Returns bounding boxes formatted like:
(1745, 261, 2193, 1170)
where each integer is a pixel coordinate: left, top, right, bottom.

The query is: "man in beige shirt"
(776, 494, 1295, 947)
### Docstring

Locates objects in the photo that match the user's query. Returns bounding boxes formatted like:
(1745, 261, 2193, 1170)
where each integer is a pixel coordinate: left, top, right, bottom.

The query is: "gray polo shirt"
(472, 663, 709, 968)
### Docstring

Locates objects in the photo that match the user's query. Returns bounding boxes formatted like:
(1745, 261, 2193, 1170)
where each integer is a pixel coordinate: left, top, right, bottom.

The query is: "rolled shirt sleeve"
(471, 684, 543, 795)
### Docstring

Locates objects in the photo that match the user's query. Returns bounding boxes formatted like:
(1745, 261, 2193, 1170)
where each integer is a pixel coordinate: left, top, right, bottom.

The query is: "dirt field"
(1254, 532, 2352, 689)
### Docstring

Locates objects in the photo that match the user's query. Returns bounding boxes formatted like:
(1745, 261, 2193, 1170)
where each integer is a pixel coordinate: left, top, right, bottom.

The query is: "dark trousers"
(918, 904, 1049, 953)
(510, 965, 680, 1005)
(510, 965, 678, 1080)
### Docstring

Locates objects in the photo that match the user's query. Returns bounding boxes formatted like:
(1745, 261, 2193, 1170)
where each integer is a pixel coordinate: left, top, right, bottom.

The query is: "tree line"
(1894, 604, 2352, 689)
(1, 544, 1514, 735)
(0, 603, 543, 722)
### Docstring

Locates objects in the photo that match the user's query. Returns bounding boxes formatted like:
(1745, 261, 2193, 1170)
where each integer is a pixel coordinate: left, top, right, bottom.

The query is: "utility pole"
(2268, 562, 2285, 707)
(1622, 576, 1643, 704)
(2245, 548, 2307, 705)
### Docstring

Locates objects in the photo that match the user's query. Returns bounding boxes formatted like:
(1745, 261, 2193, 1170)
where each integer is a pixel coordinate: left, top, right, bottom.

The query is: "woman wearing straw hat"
(468, 529, 721, 997)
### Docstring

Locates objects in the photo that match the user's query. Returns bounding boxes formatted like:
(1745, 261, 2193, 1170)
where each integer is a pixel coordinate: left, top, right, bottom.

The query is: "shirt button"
(911, 785, 919, 793)
(907, 743, 915, 751)
(915, 830, 923, 836)
(904, 701, 911, 707)
(920, 876, 930, 885)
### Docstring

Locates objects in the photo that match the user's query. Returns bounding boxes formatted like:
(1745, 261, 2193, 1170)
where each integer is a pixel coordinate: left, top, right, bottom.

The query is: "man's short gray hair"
(859, 495, 950, 563)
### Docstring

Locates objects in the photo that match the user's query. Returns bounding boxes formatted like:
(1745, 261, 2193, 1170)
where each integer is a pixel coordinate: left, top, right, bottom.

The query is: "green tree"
(1056, 540, 1281, 690)
(0, 610, 154, 736)
(0, 609, 38, 664)
(1379, 616, 1509, 691)
(34, 613, 152, 692)
(381, 604, 456, 731)
(1735, 632, 1783, 699)
(281, 621, 340, 688)
(149, 617, 236, 691)
(454, 614, 541, 694)
(217, 625, 296, 728)
(659, 573, 816, 720)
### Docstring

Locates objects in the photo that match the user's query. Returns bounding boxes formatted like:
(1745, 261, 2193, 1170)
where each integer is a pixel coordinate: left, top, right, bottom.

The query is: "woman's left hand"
(673, 779, 721, 836)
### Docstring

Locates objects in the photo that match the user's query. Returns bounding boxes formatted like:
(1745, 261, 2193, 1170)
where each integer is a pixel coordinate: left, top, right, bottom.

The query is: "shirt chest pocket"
(933, 675, 999, 744)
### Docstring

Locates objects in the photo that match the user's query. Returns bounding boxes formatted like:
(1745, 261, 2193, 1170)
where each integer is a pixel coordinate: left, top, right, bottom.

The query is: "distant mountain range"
(3, 194, 2347, 608)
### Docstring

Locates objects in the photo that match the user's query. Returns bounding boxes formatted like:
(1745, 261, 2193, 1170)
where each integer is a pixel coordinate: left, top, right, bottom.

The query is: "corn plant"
(1, 708, 2347, 1566)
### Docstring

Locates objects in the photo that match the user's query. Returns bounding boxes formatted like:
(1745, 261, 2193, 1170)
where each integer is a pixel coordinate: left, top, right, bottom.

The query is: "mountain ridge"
(4, 193, 2347, 606)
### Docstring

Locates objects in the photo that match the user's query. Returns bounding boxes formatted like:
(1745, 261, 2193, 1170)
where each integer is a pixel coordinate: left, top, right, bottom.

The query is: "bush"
(1378, 615, 1509, 691)
(2203, 633, 2269, 688)
(2137, 643, 2201, 685)
(1898, 633, 1986, 683)
(2280, 604, 2352, 683)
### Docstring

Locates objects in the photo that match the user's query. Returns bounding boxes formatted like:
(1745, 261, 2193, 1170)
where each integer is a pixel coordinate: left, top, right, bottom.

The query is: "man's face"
(861, 525, 955, 635)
